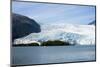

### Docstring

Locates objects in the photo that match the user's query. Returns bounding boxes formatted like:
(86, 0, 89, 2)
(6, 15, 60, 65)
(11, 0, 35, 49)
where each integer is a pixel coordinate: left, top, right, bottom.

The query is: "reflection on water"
(12, 45, 95, 65)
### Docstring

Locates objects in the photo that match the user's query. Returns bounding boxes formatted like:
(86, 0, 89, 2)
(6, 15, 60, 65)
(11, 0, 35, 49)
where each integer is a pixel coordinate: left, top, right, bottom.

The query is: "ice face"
(14, 23, 95, 45)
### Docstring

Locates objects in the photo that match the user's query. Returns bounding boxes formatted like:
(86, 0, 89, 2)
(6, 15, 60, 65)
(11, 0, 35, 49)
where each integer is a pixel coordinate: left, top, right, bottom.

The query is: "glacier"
(14, 23, 95, 45)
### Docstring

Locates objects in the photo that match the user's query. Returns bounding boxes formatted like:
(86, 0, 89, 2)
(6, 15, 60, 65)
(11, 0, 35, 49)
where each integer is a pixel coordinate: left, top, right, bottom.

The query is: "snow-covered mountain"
(14, 23, 95, 45)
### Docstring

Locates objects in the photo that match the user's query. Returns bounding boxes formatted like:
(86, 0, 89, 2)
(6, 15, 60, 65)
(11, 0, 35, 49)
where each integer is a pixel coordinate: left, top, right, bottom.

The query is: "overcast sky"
(12, 1, 95, 25)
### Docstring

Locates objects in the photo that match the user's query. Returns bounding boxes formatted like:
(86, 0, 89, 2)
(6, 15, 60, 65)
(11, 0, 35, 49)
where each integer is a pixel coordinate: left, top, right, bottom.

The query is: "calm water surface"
(12, 45, 95, 65)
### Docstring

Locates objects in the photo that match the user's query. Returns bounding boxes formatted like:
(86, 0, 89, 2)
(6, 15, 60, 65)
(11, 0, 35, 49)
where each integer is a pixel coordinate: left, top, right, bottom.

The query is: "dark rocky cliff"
(12, 13, 41, 40)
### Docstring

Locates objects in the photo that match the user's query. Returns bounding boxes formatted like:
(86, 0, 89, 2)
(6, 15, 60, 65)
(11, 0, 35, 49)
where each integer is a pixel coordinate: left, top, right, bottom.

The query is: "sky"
(12, 1, 96, 25)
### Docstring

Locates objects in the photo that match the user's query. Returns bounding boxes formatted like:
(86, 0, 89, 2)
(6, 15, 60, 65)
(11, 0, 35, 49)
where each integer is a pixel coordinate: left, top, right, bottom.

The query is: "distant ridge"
(88, 20, 96, 25)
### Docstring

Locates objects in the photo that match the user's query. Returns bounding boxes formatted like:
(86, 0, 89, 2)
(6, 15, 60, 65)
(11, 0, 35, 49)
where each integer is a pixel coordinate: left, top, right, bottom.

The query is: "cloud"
(12, 1, 95, 25)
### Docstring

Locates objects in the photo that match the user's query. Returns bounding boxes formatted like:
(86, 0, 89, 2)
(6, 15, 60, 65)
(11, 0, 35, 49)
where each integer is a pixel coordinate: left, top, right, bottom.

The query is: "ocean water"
(12, 45, 95, 65)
